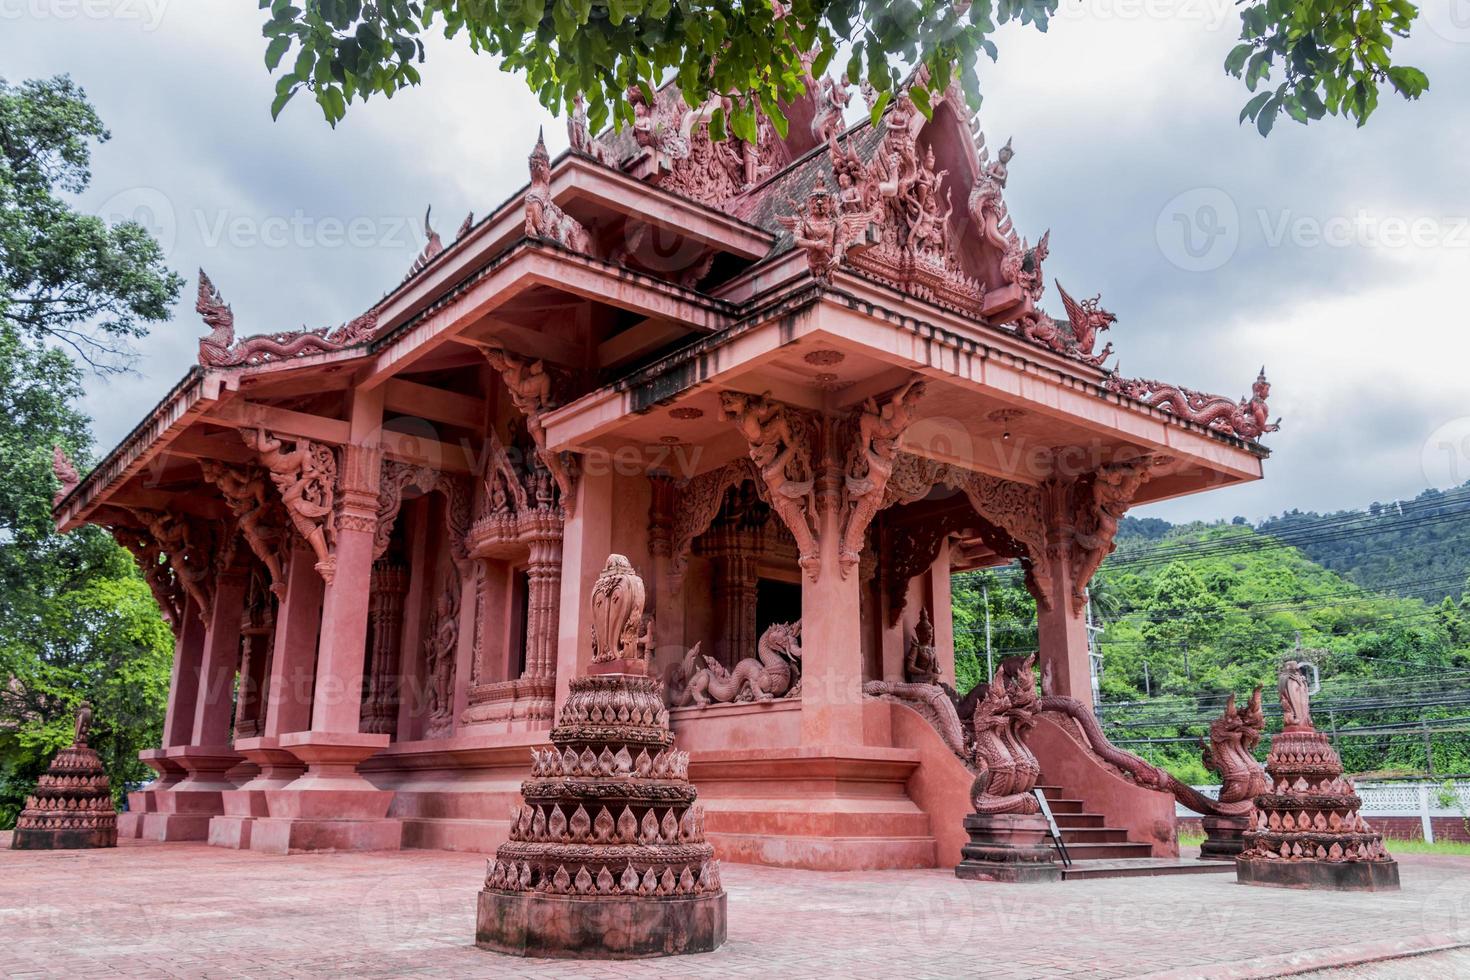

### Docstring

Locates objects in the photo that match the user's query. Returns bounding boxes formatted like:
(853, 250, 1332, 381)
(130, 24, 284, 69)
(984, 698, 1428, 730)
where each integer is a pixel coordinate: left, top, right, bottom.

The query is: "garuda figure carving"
(52, 445, 80, 505)
(240, 428, 338, 585)
(777, 177, 842, 280)
(810, 70, 852, 144)
(1069, 457, 1156, 613)
(841, 379, 926, 575)
(137, 509, 215, 618)
(671, 621, 802, 707)
(590, 554, 647, 664)
(1279, 659, 1314, 731)
(719, 390, 820, 579)
(195, 270, 379, 367)
(479, 343, 578, 513)
(199, 460, 287, 597)
(1202, 687, 1268, 808)
(969, 654, 1043, 815)
(1105, 367, 1281, 441)
(526, 130, 593, 254)
(111, 525, 183, 632)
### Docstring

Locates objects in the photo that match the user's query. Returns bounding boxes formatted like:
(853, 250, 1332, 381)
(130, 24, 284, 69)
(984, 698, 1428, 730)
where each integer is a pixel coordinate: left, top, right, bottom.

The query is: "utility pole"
(1182, 640, 1191, 680)
(1422, 715, 1436, 776)
(1142, 660, 1151, 698)
(1085, 590, 1105, 715)
(982, 580, 993, 679)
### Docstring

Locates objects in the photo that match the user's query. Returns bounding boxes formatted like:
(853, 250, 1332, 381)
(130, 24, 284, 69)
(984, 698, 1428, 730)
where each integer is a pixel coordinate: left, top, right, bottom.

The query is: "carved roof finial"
(52, 445, 80, 504)
(997, 137, 1014, 164)
(530, 126, 550, 170)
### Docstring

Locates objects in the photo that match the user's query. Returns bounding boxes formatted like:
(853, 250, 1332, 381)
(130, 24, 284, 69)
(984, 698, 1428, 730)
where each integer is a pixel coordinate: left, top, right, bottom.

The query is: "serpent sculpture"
(969, 654, 1043, 814)
(1039, 693, 1257, 818)
(671, 621, 802, 707)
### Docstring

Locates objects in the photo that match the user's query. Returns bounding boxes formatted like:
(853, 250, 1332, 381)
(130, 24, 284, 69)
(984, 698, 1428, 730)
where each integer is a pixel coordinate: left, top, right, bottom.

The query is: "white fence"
(1178, 781, 1470, 843)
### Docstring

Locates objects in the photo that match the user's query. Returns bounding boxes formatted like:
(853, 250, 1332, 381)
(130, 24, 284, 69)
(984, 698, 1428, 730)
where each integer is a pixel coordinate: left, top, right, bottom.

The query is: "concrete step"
(1056, 841, 1155, 860)
(1056, 827, 1130, 844)
(1040, 798, 1087, 815)
(1061, 858, 1237, 881)
(1051, 812, 1108, 829)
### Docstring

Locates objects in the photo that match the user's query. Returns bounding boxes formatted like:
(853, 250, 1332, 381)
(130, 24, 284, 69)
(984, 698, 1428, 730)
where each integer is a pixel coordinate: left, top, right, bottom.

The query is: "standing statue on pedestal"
(477, 554, 726, 958)
(905, 608, 940, 685)
(11, 702, 117, 850)
(1237, 658, 1398, 891)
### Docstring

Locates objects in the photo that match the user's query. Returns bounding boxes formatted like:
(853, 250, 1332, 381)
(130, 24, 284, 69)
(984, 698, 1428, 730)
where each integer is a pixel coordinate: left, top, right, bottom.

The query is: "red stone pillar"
(215, 544, 320, 849)
(124, 605, 205, 838)
(800, 468, 865, 748)
(553, 467, 614, 711)
(258, 440, 400, 854)
(1035, 481, 1093, 705)
(927, 540, 956, 686)
(154, 562, 249, 841)
(360, 564, 409, 735)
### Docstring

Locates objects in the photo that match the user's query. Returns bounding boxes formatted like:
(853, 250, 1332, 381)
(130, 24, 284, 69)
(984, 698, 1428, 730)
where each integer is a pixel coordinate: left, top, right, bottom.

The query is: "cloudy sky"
(3, 1, 1466, 524)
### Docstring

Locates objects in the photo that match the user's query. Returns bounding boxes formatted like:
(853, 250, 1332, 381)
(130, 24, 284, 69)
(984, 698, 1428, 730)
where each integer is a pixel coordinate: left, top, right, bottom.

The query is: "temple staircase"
(1034, 782, 1233, 880)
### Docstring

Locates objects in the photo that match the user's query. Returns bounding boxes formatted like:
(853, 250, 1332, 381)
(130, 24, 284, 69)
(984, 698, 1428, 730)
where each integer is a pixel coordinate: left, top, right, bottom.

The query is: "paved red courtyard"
(2, 833, 1468, 978)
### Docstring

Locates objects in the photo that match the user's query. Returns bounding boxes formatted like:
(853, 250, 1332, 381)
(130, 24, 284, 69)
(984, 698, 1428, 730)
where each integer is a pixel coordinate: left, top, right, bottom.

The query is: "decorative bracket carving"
(199, 460, 289, 597)
(479, 343, 578, 517)
(1065, 456, 1159, 614)
(839, 379, 925, 577)
(666, 457, 769, 593)
(718, 391, 821, 581)
(239, 428, 339, 585)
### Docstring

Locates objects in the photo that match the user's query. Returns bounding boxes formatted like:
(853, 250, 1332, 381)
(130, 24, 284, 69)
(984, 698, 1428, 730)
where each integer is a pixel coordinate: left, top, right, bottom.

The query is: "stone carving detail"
(719, 390, 820, 579)
(479, 343, 577, 514)
(669, 621, 802, 707)
(881, 452, 1052, 617)
(1039, 692, 1254, 819)
(407, 207, 444, 279)
(776, 177, 842, 280)
(199, 461, 288, 597)
(1056, 281, 1116, 366)
(1203, 688, 1269, 807)
(809, 67, 852, 144)
(135, 509, 216, 618)
(374, 461, 473, 565)
(111, 525, 183, 633)
(567, 95, 617, 166)
(840, 379, 925, 575)
(643, 89, 789, 208)
(478, 558, 726, 958)
(52, 446, 80, 505)
(667, 458, 768, 592)
(195, 270, 377, 367)
(590, 555, 647, 665)
(969, 654, 1043, 815)
(361, 564, 409, 736)
(863, 679, 968, 759)
(1067, 457, 1157, 614)
(233, 568, 276, 741)
(240, 428, 338, 585)
(422, 567, 461, 740)
(906, 607, 940, 684)
(1105, 367, 1281, 442)
(1238, 664, 1398, 889)
(10, 703, 117, 850)
(526, 130, 593, 254)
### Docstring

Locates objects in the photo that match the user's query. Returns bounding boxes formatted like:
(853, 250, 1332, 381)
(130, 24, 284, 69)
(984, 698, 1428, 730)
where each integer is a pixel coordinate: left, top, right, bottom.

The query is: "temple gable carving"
(200, 460, 289, 598)
(840, 380, 926, 577)
(478, 343, 578, 515)
(195, 270, 378, 368)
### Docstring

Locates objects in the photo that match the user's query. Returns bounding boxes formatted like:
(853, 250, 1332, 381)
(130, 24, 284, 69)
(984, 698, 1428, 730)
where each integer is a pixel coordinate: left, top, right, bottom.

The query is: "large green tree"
(0, 77, 180, 826)
(257, 0, 1427, 137)
(1, 76, 183, 373)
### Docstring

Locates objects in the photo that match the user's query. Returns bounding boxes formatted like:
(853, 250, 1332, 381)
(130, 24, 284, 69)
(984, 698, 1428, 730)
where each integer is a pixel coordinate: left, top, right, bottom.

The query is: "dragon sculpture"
(196, 270, 379, 368)
(1038, 692, 1259, 819)
(969, 654, 1044, 815)
(51, 446, 80, 505)
(671, 621, 802, 707)
(1201, 687, 1269, 808)
(1105, 367, 1281, 441)
(1056, 280, 1116, 366)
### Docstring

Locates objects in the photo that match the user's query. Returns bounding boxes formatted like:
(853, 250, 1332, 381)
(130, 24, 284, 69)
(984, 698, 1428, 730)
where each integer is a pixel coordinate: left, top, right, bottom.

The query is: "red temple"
(55, 67, 1277, 871)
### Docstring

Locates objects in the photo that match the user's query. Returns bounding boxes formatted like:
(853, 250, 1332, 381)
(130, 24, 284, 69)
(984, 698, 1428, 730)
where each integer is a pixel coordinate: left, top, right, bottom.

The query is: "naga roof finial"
(530, 126, 550, 169)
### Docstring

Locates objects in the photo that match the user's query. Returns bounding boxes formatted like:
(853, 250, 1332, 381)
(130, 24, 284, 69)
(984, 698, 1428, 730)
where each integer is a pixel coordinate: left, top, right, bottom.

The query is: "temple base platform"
(1237, 858, 1401, 891)
(476, 885, 727, 959)
(10, 825, 117, 850)
(1199, 814, 1250, 861)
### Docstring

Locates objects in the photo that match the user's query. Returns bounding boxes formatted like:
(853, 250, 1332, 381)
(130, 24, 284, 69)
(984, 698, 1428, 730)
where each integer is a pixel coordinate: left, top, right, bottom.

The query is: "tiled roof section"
(731, 119, 887, 259)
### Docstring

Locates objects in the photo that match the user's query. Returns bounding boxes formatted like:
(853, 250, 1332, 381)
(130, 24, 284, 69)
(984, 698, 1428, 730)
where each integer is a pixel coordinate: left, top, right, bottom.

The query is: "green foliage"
(255, 0, 1427, 136)
(1226, 0, 1427, 134)
(0, 75, 184, 373)
(0, 79, 178, 827)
